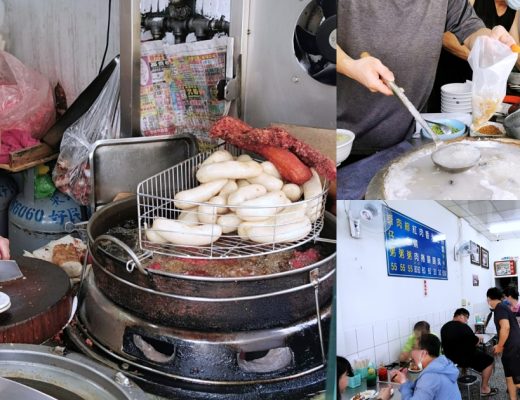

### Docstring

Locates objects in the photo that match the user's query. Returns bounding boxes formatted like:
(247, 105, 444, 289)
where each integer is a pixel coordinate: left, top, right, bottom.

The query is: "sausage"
(236, 154, 253, 162)
(261, 161, 282, 179)
(282, 183, 302, 201)
(198, 196, 228, 224)
(303, 168, 323, 222)
(218, 180, 238, 200)
(201, 149, 234, 167)
(227, 184, 267, 206)
(217, 214, 242, 234)
(145, 222, 168, 243)
(151, 218, 222, 246)
(174, 179, 228, 210)
(178, 210, 199, 225)
(248, 173, 284, 192)
(241, 215, 312, 244)
(235, 191, 289, 221)
(196, 160, 263, 183)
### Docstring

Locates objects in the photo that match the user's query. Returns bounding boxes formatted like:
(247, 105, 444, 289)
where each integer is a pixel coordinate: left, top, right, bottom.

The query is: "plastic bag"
(0, 51, 55, 138)
(468, 36, 517, 129)
(53, 63, 120, 206)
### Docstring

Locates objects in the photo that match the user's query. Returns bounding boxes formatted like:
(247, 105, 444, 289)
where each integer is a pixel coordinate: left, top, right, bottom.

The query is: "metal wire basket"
(137, 144, 328, 258)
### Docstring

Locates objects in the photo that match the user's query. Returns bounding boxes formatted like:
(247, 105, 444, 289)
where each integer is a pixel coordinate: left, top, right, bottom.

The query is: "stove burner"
(66, 274, 330, 399)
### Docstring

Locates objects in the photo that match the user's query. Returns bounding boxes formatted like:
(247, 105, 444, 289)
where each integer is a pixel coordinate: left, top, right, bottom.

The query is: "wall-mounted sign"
(494, 260, 516, 277)
(383, 205, 448, 280)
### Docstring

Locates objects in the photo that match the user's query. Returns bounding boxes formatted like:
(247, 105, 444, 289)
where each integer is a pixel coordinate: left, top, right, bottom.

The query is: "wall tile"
(375, 344, 390, 366)
(356, 325, 374, 352)
(387, 320, 399, 341)
(399, 318, 410, 338)
(343, 329, 358, 356)
(373, 322, 388, 346)
(388, 339, 401, 363)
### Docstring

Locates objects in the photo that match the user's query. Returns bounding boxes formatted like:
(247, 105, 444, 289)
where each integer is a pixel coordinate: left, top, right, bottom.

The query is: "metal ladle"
(359, 52, 480, 172)
(386, 79, 480, 173)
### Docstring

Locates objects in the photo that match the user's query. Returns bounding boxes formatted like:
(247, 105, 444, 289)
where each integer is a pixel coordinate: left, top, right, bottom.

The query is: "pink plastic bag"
(0, 51, 55, 139)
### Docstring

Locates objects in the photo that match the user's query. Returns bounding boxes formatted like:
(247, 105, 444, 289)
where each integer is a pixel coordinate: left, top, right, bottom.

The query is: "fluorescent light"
(489, 220, 520, 234)
(385, 238, 415, 249)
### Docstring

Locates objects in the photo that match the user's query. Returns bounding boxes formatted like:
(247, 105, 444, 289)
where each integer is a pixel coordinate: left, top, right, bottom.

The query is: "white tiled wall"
(340, 302, 490, 365)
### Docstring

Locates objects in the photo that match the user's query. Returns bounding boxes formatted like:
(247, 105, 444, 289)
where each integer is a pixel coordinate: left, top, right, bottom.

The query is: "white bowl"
(337, 129, 355, 166)
(441, 82, 472, 95)
(441, 106, 472, 113)
(441, 96, 472, 102)
(441, 95, 472, 102)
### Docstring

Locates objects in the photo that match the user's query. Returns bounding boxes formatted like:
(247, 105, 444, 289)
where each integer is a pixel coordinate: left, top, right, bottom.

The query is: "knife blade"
(0, 260, 23, 282)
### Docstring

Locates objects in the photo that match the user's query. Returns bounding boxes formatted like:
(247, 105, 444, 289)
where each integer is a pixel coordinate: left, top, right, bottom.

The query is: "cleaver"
(0, 376, 58, 400)
(0, 260, 23, 283)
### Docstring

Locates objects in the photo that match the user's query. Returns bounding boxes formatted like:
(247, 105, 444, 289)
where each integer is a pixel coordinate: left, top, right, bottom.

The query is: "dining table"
(343, 369, 421, 400)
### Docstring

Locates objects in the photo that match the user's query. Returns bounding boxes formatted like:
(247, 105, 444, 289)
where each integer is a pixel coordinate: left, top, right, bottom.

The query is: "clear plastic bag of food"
(0, 50, 55, 139)
(53, 62, 120, 206)
(468, 36, 517, 129)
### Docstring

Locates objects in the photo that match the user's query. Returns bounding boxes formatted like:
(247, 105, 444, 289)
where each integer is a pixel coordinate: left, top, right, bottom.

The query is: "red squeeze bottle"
(378, 366, 388, 382)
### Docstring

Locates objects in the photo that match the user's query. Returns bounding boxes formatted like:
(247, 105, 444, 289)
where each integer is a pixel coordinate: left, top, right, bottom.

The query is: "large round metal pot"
(0, 344, 146, 400)
(87, 196, 335, 331)
(366, 138, 520, 200)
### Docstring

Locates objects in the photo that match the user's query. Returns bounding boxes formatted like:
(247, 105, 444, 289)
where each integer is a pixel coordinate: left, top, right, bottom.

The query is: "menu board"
(383, 205, 448, 280)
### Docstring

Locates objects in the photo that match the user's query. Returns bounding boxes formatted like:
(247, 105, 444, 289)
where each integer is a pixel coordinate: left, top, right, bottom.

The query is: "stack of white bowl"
(441, 82, 472, 113)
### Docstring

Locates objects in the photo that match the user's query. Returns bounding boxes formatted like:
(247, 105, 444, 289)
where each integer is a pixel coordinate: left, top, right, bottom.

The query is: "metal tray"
(89, 134, 198, 210)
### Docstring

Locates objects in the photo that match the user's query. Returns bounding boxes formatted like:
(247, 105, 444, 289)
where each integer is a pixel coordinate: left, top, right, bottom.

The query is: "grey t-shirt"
(337, 0, 485, 155)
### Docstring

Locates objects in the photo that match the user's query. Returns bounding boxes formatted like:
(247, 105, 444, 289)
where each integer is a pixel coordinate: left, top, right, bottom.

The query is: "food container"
(470, 121, 506, 138)
(420, 118, 467, 141)
(366, 138, 520, 200)
(347, 373, 362, 388)
(337, 129, 355, 165)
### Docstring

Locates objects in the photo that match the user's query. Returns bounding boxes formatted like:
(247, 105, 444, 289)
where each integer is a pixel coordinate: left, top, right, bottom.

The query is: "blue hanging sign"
(383, 205, 448, 280)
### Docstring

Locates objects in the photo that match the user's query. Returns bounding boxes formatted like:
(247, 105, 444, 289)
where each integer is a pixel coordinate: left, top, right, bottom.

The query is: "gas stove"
(67, 273, 330, 399)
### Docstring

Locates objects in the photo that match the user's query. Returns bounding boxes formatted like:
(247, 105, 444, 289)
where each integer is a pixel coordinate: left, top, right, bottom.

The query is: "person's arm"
(443, 31, 471, 60)
(464, 25, 516, 49)
(337, 45, 394, 96)
(0, 237, 9, 260)
(399, 335, 415, 362)
(398, 373, 439, 400)
(494, 319, 510, 355)
(509, 11, 520, 68)
(445, 0, 516, 49)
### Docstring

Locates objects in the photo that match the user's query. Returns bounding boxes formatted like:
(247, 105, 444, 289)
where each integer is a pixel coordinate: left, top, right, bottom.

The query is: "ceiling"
(437, 201, 520, 241)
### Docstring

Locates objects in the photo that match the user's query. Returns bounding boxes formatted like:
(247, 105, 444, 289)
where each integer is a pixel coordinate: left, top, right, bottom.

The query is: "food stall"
(338, 200, 520, 399)
(0, 0, 337, 399)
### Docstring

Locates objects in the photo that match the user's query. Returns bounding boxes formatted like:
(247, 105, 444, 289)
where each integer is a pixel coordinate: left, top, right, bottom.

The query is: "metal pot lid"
(0, 344, 146, 400)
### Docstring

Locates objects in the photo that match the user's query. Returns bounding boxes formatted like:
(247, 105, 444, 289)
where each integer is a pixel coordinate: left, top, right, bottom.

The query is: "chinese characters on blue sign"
(383, 205, 448, 280)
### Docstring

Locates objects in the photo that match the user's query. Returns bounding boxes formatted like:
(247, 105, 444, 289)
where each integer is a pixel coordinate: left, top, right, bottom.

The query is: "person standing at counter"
(487, 287, 520, 400)
(430, 0, 519, 112)
(391, 334, 462, 400)
(440, 308, 497, 397)
(503, 286, 520, 315)
(337, 0, 517, 157)
(0, 236, 9, 260)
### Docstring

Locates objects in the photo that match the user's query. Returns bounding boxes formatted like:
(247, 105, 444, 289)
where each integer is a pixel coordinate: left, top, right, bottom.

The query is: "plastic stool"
(457, 374, 481, 400)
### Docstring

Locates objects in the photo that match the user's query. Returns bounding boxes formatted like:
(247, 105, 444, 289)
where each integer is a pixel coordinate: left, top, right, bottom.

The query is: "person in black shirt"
(441, 308, 496, 396)
(487, 287, 520, 400)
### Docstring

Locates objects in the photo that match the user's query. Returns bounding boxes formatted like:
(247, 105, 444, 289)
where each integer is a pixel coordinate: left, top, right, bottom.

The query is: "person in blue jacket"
(391, 334, 461, 400)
